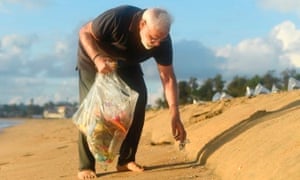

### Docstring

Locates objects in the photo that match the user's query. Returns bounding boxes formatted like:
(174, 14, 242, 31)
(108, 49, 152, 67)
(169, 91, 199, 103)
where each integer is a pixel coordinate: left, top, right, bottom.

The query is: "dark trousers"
(77, 69, 147, 171)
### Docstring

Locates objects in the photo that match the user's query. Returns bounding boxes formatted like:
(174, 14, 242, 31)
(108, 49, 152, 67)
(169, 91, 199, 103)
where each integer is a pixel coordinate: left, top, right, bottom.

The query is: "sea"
(0, 118, 23, 132)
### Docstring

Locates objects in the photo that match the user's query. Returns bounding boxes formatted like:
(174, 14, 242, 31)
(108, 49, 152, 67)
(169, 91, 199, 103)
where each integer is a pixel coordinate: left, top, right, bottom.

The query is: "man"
(76, 5, 187, 179)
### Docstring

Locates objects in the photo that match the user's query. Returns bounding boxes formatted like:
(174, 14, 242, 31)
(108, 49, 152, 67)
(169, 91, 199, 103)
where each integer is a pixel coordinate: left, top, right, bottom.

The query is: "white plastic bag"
(72, 72, 138, 167)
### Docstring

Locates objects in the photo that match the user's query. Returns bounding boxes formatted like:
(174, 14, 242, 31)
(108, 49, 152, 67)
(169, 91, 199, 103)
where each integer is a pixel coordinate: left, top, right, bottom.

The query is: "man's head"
(139, 8, 173, 49)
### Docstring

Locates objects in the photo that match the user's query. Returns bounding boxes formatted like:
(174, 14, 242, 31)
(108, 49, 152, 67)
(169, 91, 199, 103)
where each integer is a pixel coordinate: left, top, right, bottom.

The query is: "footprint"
(22, 153, 34, 157)
(0, 162, 9, 166)
(57, 145, 68, 149)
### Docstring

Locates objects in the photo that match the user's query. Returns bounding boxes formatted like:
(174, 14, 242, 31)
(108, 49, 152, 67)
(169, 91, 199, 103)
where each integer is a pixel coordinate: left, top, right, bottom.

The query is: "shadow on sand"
(98, 100, 300, 177)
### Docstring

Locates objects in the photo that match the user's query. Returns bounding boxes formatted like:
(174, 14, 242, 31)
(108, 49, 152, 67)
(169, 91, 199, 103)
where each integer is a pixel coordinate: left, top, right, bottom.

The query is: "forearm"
(163, 74, 180, 117)
(79, 22, 107, 61)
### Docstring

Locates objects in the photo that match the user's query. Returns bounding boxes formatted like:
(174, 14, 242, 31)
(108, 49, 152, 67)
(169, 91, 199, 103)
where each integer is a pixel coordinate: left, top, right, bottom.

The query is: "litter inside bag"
(72, 72, 138, 168)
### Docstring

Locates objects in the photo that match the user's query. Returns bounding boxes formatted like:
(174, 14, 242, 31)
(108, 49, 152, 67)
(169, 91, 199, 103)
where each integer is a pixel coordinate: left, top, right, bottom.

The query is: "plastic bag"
(72, 72, 138, 168)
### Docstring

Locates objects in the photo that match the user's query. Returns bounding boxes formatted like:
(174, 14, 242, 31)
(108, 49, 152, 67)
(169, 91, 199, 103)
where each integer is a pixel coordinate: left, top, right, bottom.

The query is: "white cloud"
(216, 20, 300, 78)
(0, 32, 78, 105)
(258, 0, 300, 14)
(216, 38, 280, 77)
(288, 54, 300, 67)
(2, 18, 300, 106)
(55, 41, 69, 55)
(271, 21, 300, 68)
(271, 21, 300, 51)
(0, 34, 37, 74)
(1, 34, 33, 54)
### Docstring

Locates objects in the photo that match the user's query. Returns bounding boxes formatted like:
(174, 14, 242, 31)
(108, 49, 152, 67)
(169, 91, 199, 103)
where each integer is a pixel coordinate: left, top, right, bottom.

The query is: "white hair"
(142, 8, 173, 33)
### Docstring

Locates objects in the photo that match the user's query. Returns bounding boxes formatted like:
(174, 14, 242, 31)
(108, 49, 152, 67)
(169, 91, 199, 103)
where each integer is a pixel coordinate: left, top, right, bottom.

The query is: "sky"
(1, 0, 300, 106)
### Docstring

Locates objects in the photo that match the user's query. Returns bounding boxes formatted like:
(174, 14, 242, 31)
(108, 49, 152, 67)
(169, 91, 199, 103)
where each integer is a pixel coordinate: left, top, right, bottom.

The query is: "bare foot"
(117, 161, 144, 172)
(77, 170, 96, 179)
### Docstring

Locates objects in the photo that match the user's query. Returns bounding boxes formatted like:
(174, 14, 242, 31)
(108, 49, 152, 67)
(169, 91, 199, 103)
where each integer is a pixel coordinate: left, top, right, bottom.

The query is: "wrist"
(92, 53, 102, 62)
(169, 105, 179, 116)
(169, 103, 178, 108)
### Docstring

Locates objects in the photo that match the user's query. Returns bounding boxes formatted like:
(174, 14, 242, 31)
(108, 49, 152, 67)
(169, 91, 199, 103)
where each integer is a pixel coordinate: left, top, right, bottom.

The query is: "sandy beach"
(1, 90, 300, 180)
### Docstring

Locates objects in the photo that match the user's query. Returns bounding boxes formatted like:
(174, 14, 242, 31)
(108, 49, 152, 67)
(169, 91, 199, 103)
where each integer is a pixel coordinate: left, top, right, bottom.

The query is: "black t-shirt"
(77, 5, 173, 74)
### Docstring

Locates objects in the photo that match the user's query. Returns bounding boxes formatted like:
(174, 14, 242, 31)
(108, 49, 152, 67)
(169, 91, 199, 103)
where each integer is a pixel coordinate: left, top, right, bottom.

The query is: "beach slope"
(0, 90, 300, 179)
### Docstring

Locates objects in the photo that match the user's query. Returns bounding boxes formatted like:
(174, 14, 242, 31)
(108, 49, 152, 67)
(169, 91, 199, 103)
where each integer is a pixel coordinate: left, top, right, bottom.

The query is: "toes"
(78, 170, 96, 180)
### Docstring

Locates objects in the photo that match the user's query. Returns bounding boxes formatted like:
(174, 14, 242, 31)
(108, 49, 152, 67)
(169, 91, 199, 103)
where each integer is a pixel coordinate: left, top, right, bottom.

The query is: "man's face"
(140, 21, 168, 50)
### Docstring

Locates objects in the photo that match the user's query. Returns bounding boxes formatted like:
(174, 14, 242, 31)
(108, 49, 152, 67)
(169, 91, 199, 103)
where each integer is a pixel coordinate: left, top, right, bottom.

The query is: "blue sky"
(1, 0, 300, 105)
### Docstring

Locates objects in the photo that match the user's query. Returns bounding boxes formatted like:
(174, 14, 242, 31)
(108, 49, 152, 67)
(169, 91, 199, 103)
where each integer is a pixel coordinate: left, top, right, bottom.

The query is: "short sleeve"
(91, 10, 118, 41)
(153, 36, 173, 66)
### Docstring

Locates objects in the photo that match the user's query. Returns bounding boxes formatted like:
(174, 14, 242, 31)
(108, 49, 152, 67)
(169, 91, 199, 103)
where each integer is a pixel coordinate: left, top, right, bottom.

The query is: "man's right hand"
(94, 56, 117, 74)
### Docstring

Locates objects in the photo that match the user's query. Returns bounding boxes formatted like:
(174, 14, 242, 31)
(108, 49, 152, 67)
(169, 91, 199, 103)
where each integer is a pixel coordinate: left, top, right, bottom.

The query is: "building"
(43, 105, 75, 119)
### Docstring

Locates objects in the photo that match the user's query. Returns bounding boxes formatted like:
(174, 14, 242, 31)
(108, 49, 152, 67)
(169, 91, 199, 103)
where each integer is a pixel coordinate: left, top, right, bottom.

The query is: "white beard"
(140, 30, 153, 50)
(141, 37, 153, 50)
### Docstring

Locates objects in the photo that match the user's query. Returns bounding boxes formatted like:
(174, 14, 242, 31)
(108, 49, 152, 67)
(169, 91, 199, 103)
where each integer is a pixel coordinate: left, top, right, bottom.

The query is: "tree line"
(0, 101, 78, 118)
(154, 68, 300, 108)
(1, 68, 300, 117)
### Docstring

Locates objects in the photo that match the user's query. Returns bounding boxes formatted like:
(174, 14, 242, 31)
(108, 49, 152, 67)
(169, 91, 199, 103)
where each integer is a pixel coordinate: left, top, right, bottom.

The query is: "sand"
(0, 90, 300, 180)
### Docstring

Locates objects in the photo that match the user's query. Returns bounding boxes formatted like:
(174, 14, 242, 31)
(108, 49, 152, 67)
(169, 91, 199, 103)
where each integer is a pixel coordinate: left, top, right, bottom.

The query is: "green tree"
(198, 78, 214, 101)
(213, 74, 225, 92)
(153, 69, 299, 105)
(247, 74, 261, 88)
(281, 68, 297, 90)
(227, 76, 248, 97)
(178, 80, 191, 104)
(43, 101, 55, 110)
(188, 77, 199, 101)
(154, 97, 167, 109)
(262, 70, 279, 90)
(295, 73, 300, 80)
